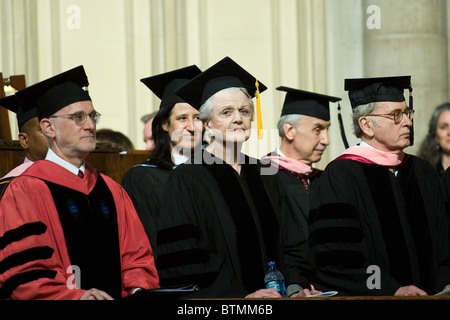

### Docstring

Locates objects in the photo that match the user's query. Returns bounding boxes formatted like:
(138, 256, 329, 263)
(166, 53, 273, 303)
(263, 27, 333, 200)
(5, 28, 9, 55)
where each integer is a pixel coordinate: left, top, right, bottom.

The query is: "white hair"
(199, 87, 255, 122)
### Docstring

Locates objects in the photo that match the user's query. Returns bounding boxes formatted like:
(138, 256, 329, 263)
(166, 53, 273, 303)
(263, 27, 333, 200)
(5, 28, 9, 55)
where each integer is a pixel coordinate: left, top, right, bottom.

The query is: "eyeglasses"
(50, 111, 102, 126)
(366, 107, 414, 125)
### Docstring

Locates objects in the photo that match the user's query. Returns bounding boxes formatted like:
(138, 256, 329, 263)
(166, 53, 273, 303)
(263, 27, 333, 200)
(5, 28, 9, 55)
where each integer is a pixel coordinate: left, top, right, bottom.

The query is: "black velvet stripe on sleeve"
(0, 269, 57, 300)
(157, 248, 209, 270)
(157, 224, 201, 246)
(0, 222, 47, 250)
(309, 203, 363, 246)
(0, 246, 54, 275)
(309, 202, 365, 268)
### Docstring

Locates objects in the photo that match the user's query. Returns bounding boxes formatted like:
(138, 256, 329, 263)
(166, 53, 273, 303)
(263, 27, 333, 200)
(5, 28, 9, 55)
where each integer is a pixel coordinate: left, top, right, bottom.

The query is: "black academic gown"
(275, 168, 322, 240)
(156, 151, 313, 298)
(309, 155, 450, 295)
(440, 167, 450, 245)
(121, 162, 171, 254)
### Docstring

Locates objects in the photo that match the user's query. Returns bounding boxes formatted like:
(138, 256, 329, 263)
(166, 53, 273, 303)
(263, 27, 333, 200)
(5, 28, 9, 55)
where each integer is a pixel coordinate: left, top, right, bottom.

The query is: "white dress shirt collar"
(45, 148, 85, 176)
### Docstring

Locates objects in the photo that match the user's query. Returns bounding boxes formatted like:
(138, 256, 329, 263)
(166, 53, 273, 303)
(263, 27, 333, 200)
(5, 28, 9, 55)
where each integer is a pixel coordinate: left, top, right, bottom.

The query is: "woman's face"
(205, 89, 253, 145)
(436, 109, 450, 154)
(164, 102, 203, 154)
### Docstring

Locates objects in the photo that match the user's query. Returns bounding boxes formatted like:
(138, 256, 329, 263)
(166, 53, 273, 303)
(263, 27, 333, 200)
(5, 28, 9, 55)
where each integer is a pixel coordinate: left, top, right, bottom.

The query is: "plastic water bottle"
(264, 261, 286, 296)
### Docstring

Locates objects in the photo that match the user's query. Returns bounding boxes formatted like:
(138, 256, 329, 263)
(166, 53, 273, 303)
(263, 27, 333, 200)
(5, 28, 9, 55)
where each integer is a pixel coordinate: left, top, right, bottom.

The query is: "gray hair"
(277, 114, 302, 138)
(141, 111, 158, 124)
(199, 87, 255, 122)
(352, 102, 380, 138)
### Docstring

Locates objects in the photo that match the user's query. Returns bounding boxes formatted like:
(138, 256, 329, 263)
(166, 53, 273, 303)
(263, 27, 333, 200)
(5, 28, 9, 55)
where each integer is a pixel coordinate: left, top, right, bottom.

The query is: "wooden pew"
(0, 140, 149, 184)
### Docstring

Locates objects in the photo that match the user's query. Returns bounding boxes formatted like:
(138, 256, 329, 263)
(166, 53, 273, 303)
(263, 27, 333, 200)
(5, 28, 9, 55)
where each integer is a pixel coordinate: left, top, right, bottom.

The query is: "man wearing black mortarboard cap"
(156, 56, 318, 299)
(0, 94, 48, 193)
(309, 76, 450, 296)
(263, 86, 341, 240)
(0, 66, 159, 300)
(122, 65, 202, 254)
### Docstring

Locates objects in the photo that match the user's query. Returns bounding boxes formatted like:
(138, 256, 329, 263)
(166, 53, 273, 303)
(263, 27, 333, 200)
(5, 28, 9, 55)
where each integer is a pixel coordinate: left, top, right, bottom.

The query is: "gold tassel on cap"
(255, 79, 263, 139)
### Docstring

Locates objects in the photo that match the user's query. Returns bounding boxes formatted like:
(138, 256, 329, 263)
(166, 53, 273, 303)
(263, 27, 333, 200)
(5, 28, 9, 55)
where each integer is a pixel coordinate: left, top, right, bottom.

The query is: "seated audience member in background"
(96, 128, 134, 152)
(418, 103, 450, 176)
(264, 86, 341, 239)
(141, 111, 158, 151)
(156, 57, 319, 298)
(0, 65, 159, 300)
(121, 65, 202, 253)
(0, 94, 48, 193)
(309, 76, 450, 296)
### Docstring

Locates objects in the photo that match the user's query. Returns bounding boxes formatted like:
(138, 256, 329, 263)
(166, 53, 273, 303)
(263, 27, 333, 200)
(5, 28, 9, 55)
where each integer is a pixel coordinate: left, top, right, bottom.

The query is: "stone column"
(363, 0, 448, 154)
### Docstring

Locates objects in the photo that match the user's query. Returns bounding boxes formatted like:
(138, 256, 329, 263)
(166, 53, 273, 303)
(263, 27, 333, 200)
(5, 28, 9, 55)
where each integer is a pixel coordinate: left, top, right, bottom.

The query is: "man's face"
(291, 115, 330, 165)
(367, 101, 412, 152)
(49, 100, 97, 160)
(21, 117, 48, 161)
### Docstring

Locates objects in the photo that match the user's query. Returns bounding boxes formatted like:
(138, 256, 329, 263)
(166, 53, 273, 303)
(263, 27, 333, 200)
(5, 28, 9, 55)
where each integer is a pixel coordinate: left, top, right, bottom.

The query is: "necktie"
(78, 170, 84, 178)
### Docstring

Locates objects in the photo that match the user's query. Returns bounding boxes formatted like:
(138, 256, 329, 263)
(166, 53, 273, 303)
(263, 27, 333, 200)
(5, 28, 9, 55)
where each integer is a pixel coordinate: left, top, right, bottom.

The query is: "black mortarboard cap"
(277, 86, 341, 121)
(344, 76, 412, 109)
(140, 65, 202, 109)
(15, 65, 91, 120)
(174, 56, 267, 109)
(0, 94, 37, 129)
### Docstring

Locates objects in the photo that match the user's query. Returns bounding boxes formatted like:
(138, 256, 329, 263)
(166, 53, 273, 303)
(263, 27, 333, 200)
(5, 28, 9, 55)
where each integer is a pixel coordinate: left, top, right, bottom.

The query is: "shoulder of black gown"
(406, 155, 439, 177)
(311, 158, 363, 207)
(122, 164, 171, 187)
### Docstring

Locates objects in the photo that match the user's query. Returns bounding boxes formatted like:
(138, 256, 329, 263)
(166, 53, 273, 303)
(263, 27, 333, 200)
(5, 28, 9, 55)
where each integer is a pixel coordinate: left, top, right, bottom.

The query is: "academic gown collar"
(21, 160, 98, 194)
(336, 142, 409, 168)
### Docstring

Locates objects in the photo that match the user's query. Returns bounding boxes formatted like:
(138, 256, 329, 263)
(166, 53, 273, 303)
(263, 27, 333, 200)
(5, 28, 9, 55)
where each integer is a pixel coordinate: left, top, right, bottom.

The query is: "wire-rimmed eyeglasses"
(50, 111, 101, 126)
(366, 107, 414, 125)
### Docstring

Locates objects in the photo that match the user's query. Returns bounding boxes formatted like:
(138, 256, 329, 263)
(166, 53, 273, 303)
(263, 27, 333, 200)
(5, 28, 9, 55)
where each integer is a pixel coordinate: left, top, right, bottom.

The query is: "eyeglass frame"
(50, 110, 102, 126)
(366, 107, 414, 125)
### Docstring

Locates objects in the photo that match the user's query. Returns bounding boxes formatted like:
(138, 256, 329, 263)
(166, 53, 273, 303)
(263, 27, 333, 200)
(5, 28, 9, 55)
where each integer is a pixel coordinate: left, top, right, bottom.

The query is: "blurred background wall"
(1, 0, 448, 169)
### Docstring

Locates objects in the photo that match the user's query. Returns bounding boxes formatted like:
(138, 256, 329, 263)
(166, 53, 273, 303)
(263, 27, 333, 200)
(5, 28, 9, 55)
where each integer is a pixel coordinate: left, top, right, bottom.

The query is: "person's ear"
(203, 120, 211, 132)
(161, 121, 169, 132)
(18, 132, 29, 149)
(283, 122, 296, 141)
(40, 119, 56, 139)
(359, 116, 375, 138)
